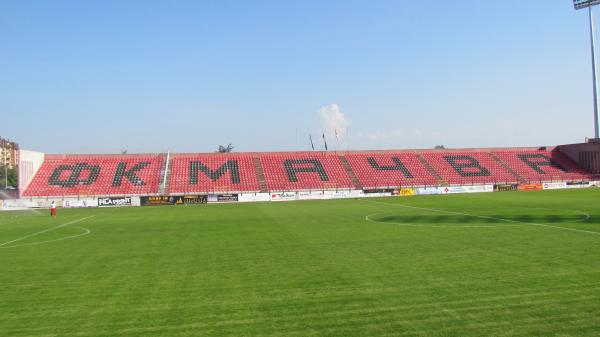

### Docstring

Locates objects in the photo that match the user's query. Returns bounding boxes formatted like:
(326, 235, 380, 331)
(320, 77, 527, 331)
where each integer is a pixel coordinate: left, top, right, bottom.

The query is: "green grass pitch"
(1, 189, 599, 337)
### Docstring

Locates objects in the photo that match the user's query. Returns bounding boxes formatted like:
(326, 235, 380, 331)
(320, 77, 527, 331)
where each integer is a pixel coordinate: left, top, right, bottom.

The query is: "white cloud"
(319, 104, 350, 141)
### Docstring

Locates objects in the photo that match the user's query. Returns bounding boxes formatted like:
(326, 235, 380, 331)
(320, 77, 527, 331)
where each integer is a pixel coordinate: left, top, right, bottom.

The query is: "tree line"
(0, 165, 17, 189)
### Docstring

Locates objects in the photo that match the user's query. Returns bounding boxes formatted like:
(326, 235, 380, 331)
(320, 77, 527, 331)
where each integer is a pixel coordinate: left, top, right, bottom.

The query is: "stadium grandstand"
(17, 144, 600, 198)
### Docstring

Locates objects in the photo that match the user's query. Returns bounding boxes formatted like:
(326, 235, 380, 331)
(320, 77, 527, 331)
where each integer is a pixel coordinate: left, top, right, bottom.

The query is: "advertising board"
(364, 188, 395, 194)
(141, 196, 176, 206)
(297, 191, 325, 200)
(180, 195, 207, 204)
(206, 194, 237, 203)
(439, 185, 493, 194)
(362, 192, 393, 197)
(63, 199, 98, 208)
(98, 196, 132, 207)
(542, 182, 568, 190)
(399, 188, 415, 196)
(415, 187, 441, 195)
(350, 190, 365, 198)
(270, 192, 297, 201)
(217, 194, 238, 202)
(565, 181, 592, 189)
(440, 186, 466, 194)
(518, 184, 543, 191)
(238, 193, 270, 202)
(494, 184, 518, 192)
(324, 190, 351, 199)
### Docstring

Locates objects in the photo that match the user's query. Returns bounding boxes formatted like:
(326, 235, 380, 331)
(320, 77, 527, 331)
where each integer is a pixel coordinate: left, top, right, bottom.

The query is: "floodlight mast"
(575, 0, 600, 139)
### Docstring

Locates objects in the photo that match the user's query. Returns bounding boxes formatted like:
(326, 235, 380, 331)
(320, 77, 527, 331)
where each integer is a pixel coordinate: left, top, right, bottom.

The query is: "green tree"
(217, 144, 234, 153)
(0, 165, 18, 189)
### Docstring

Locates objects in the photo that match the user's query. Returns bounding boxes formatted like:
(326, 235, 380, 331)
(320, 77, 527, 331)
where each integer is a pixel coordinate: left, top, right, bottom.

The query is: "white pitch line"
(362, 200, 600, 236)
(0, 215, 96, 247)
(0, 226, 91, 249)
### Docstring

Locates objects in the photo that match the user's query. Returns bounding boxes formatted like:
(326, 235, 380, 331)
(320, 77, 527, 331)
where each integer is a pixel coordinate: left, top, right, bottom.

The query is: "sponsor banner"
(207, 194, 238, 203)
(324, 190, 351, 199)
(98, 196, 132, 207)
(440, 186, 467, 194)
(415, 187, 441, 195)
(350, 190, 365, 198)
(63, 199, 98, 208)
(590, 181, 600, 187)
(141, 196, 176, 206)
(494, 183, 518, 192)
(364, 188, 395, 194)
(473, 185, 493, 193)
(217, 194, 238, 202)
(399, 188, 415, 196)
(297, 191, 325, 200)
(239, 193, 270, 202)
(147, 195, 208, 205)
(270, 192, 297, 201)
(543, 182, 568, 190)
(362, 192, 393, 198)
(518, 183, 543, 191)
(182, 195, 207, 204)
(439, 185, 494, 194)
(565, 181, 591, 189)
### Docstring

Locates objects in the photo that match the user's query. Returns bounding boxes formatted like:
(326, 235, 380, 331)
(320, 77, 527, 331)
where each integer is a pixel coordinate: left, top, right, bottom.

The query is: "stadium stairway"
(338, 155, 363, 190)
(416, 152, 446, 185)
(252, 156, 269, 193)
(158, 153, 171, 194)
(489, 151, 524, 182)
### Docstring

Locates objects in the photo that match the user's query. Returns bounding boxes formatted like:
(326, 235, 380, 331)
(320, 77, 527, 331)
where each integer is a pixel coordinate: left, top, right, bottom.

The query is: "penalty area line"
(362, 200, 600, 236)
(0, 215, 96, 248)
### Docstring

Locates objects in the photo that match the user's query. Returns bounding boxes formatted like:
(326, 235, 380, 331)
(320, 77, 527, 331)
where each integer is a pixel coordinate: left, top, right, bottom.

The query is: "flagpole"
(346, 128, 350, 150)
(334, 128, 338, 153)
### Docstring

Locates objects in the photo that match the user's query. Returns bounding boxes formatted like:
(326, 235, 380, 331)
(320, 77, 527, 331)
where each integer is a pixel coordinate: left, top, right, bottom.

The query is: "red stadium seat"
(420, 151, 518, 185)
(345, 152, 439, 188)
(260, 152, 354, 191)
(168, 153, 260, 194)
(492, 148, 595, 182)
(21, 147, 597, 197)
(22, 154, 164, 197)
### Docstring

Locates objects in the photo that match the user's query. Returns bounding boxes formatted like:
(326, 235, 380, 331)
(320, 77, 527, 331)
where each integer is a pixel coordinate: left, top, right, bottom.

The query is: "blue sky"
(0, 0, 597, 153)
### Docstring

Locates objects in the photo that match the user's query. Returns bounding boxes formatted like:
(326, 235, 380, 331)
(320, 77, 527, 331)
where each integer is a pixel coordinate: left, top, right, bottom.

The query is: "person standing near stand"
(50, 201, 57, 216)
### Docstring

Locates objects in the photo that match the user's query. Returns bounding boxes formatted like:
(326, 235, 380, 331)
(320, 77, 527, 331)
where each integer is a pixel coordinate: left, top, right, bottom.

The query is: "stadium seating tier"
(491, 149, 595, 182)
(20, 148, 598, 197)
(168, 154, 260, 193)
(22, 154, 164, 197)
(420, 151, 518, 184)
(345, 152, 439, 187)
(260, 153, 355, 191)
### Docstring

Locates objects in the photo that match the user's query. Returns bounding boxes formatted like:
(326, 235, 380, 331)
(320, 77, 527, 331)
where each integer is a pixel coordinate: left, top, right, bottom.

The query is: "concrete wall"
(18, 150, 45, 196)
(557, 142, 600, 174)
